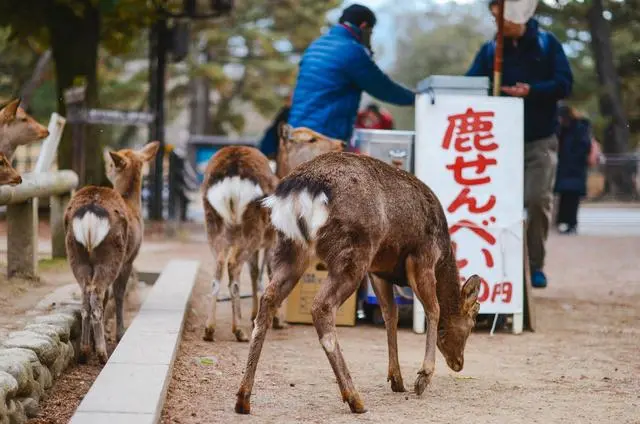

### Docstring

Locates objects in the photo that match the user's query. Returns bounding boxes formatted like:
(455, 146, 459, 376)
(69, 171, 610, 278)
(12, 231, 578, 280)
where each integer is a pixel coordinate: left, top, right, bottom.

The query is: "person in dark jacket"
(288, 4, 415, 143)
(259, 96, 291, 159)
(554, 105, 592, 234)
(466, 0, 573, 288)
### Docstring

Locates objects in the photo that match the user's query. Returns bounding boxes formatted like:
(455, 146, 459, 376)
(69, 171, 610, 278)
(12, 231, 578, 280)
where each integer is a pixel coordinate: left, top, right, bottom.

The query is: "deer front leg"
(112, 263, 133, 342)
(406, 255, 439, 396)
(89, 287, 109, 364)
(228, 248, 253, 342)
(203, 249, 226, 342)
(311, 271, 367, 414)
(369, 274, 405, 393)
(235, 254, 306, 414)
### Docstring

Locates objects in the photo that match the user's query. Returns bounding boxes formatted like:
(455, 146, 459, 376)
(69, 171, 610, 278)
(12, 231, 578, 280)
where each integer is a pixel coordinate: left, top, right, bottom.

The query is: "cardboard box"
(285, 259, 357, 326)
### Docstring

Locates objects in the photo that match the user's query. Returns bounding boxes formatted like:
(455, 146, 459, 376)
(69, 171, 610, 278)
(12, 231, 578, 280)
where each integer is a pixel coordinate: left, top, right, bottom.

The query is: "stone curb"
(69, 259, 200, 424)
(0, 306, 81, 424)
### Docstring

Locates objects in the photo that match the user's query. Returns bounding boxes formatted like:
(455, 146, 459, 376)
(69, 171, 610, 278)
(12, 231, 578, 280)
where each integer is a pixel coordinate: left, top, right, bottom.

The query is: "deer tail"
(72, 204, 111, 255)
(262, 188, 329, 244)
(206, 176, 264, 226)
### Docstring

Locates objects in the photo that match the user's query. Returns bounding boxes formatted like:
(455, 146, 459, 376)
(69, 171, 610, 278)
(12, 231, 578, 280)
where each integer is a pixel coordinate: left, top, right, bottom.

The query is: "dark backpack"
(485, 30, 551, 66)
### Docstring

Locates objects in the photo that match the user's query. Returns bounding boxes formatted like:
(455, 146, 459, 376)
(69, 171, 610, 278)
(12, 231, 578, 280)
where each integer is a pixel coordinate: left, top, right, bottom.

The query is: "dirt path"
(161, 234, 640, 424)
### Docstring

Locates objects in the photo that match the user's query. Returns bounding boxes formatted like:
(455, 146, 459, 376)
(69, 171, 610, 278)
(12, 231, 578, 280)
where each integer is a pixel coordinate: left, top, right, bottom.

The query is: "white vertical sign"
(415, 94, 524, 315)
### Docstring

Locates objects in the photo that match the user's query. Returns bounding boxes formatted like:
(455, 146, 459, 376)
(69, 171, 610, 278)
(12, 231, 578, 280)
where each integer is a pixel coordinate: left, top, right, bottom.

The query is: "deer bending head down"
(235, 152, 481, 414)
(0, 153, 22, 186)
(0, 99, 49, 160)
(64, 141, 159, 363)
(201, 145, 283, 342)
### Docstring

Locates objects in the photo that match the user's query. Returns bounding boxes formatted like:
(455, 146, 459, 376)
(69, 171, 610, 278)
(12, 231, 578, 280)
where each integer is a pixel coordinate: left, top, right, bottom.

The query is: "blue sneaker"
(531, 270, 547, 288)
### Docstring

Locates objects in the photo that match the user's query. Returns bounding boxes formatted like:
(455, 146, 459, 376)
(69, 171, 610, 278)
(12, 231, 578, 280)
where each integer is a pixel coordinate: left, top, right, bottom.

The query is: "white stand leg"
(512, 313, 524, 334)
(413, 294, 425, 334)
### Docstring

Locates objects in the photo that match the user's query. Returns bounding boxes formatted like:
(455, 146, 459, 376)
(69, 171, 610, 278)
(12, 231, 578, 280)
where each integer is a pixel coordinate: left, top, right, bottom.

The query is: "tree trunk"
(46, 0, 107, 186)
(587, 0, 636, 198)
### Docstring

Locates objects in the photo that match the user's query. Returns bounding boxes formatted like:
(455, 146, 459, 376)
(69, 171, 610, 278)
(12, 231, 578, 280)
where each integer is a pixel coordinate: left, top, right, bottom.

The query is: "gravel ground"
(161, 233, 640, 424)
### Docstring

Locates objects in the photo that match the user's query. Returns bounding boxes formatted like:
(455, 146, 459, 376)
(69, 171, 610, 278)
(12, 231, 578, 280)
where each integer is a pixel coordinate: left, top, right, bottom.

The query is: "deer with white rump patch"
(201, 145, 281, 342)
(64, 141, 160, 363)
(235, 152, 481, 414)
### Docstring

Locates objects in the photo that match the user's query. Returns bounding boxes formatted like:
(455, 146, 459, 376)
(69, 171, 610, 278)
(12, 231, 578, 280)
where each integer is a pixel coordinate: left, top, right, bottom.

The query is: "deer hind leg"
(235, 239, 310, 414)
(369, 273, 405, 393)
(312, 264, 368, 413)
(228, 247, 254, 342)
(112, 262, 133, 342)
(70, 262, 93, 364)
(406, 254, 439, 396)
(261, 248, 288, 330)
(203, 247, 227, 342)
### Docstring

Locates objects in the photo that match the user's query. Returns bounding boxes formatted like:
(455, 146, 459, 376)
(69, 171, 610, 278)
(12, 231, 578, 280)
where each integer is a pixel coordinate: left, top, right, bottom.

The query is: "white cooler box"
(350, 129, 415, 173)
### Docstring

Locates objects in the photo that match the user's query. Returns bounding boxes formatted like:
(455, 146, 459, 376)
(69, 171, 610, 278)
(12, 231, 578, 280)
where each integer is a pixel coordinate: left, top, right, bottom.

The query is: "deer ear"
(1, 98, 20, 120)
(461, 275, 481, 318)
(139, 141, 160, 162)
(108, 151, 127, 169)
(278, 123, 291, 143)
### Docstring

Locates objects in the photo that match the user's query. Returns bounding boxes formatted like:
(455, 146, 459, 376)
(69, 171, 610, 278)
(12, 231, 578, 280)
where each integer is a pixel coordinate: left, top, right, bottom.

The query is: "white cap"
(504, 0, 539, 24)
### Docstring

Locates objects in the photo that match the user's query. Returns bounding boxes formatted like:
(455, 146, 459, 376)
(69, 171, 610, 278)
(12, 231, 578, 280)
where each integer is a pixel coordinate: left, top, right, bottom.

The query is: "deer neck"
(115, 172, 143, 216)
(436, 257, 464, 324)
(0, 129, 17, 160)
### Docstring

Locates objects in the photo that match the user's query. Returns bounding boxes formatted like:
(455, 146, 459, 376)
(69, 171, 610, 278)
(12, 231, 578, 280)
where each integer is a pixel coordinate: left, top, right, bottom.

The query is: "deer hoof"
(203, 328, 215, 342)
(235, 391, 251, 414)
(97, 350, 109, 365)
(414, 370, 433, 396)
(388, 375, 406, 393)
(347, 397, 367, 414)
(234, 328, 250, 342)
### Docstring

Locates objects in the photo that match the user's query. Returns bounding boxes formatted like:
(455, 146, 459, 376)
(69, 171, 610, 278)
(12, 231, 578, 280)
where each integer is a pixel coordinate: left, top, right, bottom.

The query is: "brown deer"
(64, 141, 160, 363)
(201, 146, 280, 342)
(0, 152, 22, 186)
(275, 124, 344, 178)
(0, 99, 49, 160)
(235, 152, 481, 414)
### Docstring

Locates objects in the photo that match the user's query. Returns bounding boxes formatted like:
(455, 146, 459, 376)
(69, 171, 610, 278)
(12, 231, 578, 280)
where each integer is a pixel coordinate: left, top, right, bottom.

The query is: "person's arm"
(346, 46, 415, 106)
(465, 43, 490, 77)
(528, 34, 573, 100)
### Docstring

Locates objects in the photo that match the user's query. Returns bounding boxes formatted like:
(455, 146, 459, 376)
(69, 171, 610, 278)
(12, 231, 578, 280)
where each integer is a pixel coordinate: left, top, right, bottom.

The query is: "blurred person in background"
(554, 105, 593, 235)
(259, 94, 292, 159)
(355, 102, 395, 130)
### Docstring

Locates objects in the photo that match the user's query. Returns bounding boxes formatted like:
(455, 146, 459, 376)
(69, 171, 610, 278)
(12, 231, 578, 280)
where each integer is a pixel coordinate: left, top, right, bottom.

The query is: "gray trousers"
(524, 135, 558, 272)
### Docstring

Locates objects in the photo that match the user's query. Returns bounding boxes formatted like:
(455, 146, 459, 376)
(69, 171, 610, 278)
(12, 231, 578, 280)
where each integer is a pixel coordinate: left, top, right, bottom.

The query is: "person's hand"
(501, 82, 530, 97)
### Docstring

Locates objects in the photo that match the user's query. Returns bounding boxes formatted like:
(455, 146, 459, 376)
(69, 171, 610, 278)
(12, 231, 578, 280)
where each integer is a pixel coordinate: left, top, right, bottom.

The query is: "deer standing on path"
(201, 146, 280, 342)
(0, 99, 49, 160)
(235, 152, 481, 414)
(0, 153, 22, 186)
(64, 141, 159, 363)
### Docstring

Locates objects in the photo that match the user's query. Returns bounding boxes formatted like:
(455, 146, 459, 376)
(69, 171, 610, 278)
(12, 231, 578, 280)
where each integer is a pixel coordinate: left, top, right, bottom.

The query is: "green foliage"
(537, 0, 640, 147)
(386, 3, 493, 130)
(185, 0, 341, 135)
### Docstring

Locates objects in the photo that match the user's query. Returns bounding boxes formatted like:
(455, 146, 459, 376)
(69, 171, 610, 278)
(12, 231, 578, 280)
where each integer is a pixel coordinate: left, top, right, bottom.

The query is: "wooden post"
(493, 0, 505, 97)
(7, 199, 38, 278)
(50, 193, 71, 259)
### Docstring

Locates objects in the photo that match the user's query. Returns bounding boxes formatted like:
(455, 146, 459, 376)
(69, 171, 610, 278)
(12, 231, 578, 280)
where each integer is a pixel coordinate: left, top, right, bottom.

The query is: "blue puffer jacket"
(554, 118, 592, 196)
(288, 25, 415, 142)
(466, 19, 573, 143)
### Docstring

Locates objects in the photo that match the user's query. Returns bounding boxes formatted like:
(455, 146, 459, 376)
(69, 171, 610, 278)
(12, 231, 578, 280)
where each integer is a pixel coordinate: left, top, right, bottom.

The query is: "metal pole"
(148, 17, 167, 220)
(493, 0, 505, 97)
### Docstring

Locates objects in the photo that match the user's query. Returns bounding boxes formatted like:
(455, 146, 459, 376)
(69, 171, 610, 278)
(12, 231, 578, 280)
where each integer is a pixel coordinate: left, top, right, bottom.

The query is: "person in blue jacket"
(288, 4, 415, 143)
(466, 0, 573, 288)
(554, 105, 592, 235)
